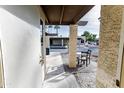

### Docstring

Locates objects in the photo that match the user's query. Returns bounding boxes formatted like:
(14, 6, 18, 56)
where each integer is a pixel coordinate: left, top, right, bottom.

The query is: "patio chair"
(77, 51, 88, 67)
(87, 49, 92, 64)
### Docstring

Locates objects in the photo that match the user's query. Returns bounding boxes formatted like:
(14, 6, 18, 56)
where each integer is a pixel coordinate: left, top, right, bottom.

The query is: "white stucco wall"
(0, 5, 42, 88)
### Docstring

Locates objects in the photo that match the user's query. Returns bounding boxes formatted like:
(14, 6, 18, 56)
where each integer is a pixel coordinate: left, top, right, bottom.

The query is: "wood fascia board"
(36, 5, 48, 23)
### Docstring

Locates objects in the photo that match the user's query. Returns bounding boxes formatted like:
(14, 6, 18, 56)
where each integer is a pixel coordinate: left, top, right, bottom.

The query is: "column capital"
(70, 24, 78, 27)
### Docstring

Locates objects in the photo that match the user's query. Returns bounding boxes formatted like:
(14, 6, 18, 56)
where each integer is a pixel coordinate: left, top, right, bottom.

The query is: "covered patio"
(40, 5, 94, 71)
(39, 5, 124, 88)
(39, 5, 98, 87)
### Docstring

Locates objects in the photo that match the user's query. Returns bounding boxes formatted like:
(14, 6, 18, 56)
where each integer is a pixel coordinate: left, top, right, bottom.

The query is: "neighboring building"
(42, 32, 86, 49)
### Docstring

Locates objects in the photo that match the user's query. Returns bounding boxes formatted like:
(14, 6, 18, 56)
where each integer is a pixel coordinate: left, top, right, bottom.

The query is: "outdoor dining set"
(77, 49, 92, 67)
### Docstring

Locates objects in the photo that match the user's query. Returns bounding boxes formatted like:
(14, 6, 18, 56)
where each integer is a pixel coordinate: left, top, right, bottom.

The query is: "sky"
(46, 5, 101, 38)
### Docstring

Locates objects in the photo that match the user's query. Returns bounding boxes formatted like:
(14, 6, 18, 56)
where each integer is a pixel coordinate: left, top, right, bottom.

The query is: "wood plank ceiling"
(40, 5, 94, 25)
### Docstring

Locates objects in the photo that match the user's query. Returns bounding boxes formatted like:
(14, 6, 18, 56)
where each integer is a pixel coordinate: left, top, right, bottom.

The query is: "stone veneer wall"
(96, 5, 124, 87)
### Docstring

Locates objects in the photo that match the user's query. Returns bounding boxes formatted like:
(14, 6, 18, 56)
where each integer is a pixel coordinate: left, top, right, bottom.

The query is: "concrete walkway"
(42, 51, 97, 88)
(42, 52, 80, 88)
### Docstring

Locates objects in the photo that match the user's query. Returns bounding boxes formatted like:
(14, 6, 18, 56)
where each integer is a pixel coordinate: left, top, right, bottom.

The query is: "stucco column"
(69, 24, 77, 68)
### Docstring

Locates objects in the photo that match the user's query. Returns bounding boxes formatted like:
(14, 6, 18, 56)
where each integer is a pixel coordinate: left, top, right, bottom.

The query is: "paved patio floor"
(42, 52, 80, 88)
(42, 51, 97, 88)
(61, 53, 97, 88)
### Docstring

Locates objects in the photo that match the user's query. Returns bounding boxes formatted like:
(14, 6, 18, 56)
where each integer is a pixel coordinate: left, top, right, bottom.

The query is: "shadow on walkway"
(43, 52, 97, 88)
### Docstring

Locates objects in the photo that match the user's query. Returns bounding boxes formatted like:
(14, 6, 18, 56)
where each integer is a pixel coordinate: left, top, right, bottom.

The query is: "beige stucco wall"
(96, 5, 124, 87)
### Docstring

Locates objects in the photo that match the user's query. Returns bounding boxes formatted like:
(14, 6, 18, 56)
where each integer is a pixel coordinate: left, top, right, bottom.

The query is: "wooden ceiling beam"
(40, 5, 94, 25)
(59, 6, 65, 24)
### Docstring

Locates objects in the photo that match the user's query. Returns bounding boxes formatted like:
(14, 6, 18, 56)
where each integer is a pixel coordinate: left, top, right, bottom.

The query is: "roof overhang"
(40, 5, 94, 25)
